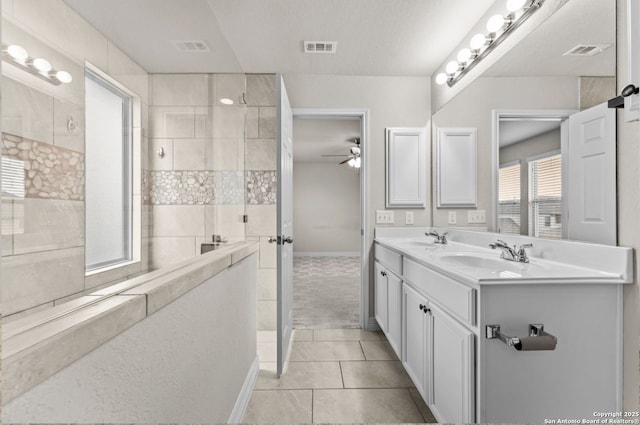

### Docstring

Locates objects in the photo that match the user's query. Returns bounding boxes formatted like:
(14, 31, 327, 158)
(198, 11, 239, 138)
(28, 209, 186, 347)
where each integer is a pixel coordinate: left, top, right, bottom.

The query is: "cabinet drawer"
(375, 244, 402, 275)
(403, 258, 476, 325)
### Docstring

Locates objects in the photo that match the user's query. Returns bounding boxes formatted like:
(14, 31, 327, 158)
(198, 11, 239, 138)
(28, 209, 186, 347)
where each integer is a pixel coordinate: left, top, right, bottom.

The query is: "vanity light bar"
(1, 44, 73, 86)
(435, 0, 545, 88)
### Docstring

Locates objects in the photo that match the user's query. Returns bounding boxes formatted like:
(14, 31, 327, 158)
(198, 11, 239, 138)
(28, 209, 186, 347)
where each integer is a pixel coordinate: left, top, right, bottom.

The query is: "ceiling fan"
(322, 137, 361, 167)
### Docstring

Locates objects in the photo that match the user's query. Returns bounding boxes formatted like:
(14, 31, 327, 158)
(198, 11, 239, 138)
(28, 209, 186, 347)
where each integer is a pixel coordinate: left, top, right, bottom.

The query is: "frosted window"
(85, 70, 132, 271)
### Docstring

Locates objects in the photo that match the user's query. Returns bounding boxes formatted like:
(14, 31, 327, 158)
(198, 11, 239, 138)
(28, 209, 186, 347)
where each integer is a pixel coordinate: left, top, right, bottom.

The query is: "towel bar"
(485, 323, 557, 351)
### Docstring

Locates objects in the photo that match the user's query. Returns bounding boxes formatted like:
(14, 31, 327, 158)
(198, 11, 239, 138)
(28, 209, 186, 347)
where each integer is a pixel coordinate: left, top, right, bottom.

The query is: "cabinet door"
(428, 303, 475, 423)
(387, 272, 402, 358)
(374, 262, 388, 333)
(402, 283, 429, 399)
(385, 127, 427, 208)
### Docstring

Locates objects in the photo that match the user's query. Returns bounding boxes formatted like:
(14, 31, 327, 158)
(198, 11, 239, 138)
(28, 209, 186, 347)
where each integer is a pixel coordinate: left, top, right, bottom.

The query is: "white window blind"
(498, 163, 521, 235)
(528, 154, 562, 239)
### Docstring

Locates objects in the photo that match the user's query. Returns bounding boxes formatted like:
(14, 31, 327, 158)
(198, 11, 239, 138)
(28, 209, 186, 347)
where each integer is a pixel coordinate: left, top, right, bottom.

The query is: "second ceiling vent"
(304, 41, 337, 54)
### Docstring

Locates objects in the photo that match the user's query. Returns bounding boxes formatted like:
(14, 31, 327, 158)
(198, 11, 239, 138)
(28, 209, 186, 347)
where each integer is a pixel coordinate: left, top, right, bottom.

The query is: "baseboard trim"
(366, 317, 381, 331)
(228, 355, 260, 423)
(293, 252, 360, 257)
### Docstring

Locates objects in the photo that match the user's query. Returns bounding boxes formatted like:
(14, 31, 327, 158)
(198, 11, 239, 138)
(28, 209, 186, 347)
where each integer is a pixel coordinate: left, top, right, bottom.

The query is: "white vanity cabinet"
(402, 283, 430, 399)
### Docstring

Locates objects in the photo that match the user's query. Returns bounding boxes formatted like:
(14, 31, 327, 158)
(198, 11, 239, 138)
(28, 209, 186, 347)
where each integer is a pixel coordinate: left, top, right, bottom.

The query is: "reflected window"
(85, 69, 132, 271)
(528, 153, 562, 239)
(498, 162, 521, 235)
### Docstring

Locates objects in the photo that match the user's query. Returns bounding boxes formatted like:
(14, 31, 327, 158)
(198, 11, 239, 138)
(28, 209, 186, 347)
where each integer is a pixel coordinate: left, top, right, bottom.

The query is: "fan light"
(506, 0, 527, 12)
(487, 14, 506, 33)
(354, 157, 361, 168)
(435, 73, 449, 85)
(7, 44, 28, 61)
(445, 61, 459, 75)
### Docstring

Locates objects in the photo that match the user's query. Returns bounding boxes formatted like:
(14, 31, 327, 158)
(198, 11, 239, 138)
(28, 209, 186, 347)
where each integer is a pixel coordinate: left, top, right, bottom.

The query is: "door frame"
(291, 108, 371, 330)
(491, 109, 577, 235)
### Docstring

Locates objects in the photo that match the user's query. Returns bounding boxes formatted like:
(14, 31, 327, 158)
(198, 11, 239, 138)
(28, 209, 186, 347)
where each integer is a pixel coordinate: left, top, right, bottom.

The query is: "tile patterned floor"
(293, 256, 361, 329)
(245, 329, 438, 424)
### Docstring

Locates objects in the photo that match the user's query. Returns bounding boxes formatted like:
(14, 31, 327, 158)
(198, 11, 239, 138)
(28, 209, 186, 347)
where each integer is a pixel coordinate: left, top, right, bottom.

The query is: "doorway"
(292, 117, 361, 328)
(292, 109, 370, 330)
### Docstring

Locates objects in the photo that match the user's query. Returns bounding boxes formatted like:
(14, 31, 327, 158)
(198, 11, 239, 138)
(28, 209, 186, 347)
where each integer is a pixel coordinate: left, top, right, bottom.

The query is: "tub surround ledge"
(1, 241, 259, 403)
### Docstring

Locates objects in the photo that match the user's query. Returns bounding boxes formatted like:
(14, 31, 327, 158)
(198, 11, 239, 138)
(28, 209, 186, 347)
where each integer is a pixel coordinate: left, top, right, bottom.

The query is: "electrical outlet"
(468, 210, 486, 224)
(376, 210, 394, 224)
(405, 211, 414, 225)
(448, 211, 457, 225)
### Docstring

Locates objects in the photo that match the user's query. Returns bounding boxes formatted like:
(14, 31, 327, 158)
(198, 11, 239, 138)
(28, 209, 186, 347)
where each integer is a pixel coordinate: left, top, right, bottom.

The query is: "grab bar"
(485, 323, 557, 351)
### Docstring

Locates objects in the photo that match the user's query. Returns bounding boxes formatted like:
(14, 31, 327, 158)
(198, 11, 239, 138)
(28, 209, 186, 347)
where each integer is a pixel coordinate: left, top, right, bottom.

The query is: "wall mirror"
(432, 0, 616, 245)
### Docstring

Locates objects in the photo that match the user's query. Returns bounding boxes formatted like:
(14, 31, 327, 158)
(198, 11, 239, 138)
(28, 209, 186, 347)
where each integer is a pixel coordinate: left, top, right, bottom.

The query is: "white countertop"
(375, 232, 632, 286)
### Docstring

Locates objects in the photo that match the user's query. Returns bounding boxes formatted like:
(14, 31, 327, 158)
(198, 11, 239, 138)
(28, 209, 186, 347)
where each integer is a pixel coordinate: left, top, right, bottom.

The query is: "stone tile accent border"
(247, 170, 277, 205)
(2, 133, 84, 201)
(149, 170, 276, 205)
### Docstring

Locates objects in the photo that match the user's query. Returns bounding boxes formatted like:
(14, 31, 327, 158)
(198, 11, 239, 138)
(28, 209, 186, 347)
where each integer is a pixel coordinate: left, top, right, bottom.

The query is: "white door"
(567, 103, 616, 245)
(428, 304, 475, 423)
(276, 75, 294, 377)
(374, 262, 388, 333)
(402, 283, 428, 399)
(386, 272, 402, 358)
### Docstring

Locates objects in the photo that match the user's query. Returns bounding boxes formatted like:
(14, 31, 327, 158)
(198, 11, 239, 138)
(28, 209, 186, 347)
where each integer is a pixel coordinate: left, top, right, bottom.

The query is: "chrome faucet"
(489, 240, 532, 263)
(426, 230, 448, 244)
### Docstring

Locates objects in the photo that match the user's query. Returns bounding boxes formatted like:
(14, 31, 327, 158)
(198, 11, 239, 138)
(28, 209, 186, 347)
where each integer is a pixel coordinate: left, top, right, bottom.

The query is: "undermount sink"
(396, 240, 436, 247)
(434, 252, 545, 275)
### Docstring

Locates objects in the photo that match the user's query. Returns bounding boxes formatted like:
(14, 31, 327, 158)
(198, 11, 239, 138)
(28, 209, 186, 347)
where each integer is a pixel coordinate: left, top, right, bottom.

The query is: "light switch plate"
(405, 211, 414, 225)
(448, 211, 457, 225)
(376, 210, 394, 224)
(468, 210, 486, 224)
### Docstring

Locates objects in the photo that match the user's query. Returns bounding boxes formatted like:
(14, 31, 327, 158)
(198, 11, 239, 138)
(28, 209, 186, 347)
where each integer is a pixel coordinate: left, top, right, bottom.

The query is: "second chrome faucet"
(489, 240, 532, 263)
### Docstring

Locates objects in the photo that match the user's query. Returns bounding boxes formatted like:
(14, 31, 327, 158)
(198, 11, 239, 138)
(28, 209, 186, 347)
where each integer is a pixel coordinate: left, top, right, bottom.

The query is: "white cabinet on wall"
(436, 128, 477, 207)
(386, 127, 427, 208)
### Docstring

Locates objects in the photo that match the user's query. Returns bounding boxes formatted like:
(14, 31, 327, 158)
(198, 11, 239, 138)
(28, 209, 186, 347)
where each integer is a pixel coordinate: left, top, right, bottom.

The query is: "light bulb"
(32, 58, 52, 72)
(470, 33, 487, 50)
(506, 0, 527, 12)
(354, 157, 361, 168)
(7, 44, 28, 61)
(457, 48, 472, 64)
(487, 14, 506, 33)
(219, 98, 234, 105)
(55, 70, 73, 83)
(348, 158, 356, 167)
(435, 73, 449, 85)
(445, 61, 459, 75)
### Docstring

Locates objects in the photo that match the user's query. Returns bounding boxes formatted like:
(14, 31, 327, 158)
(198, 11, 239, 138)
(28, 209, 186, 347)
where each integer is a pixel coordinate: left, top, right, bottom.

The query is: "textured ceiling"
(65, 0, 494, 75)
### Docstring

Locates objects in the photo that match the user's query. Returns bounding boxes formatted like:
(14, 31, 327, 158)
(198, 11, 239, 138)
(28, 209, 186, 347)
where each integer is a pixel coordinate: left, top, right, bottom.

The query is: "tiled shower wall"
(1, 0, 150, 318)
(148, 74, 278, 332)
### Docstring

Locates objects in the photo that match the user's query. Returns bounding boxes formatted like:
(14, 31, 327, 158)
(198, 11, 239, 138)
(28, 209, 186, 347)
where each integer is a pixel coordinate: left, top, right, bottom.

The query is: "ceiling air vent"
(172, 40, 211, 53)
(304, 41, 337, 54)
(563, 44, 612, 57)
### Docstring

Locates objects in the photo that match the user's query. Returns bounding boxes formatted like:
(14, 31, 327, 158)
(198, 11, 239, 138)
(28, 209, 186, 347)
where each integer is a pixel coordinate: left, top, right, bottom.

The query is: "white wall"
(431, 76, 578, 229)
(3, 255, 258, 423)
(615, 0, 640, 410)
(293, 162, 360, 254)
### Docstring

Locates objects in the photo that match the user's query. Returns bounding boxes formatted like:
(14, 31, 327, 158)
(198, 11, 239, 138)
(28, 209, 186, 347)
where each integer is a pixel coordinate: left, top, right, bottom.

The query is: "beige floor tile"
(360, 340, 399, 360)
(255, 361, 343, 389)
(242, 389, 312, 424)
(259, 361, 276, 373)
(290, 341, 365, 361)
(257, 341, 276, 362)
(341, 360, 414, 388)
(312, 388, 425, 423)
(292, 329, 314, 341)
(409, 387, 438, 423)
(313, 328, 384, 341)
(257, 330, 276, 343)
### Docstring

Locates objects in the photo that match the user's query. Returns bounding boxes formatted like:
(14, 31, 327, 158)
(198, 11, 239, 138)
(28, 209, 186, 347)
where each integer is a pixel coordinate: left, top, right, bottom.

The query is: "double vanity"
(374, 227, 632, 424)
